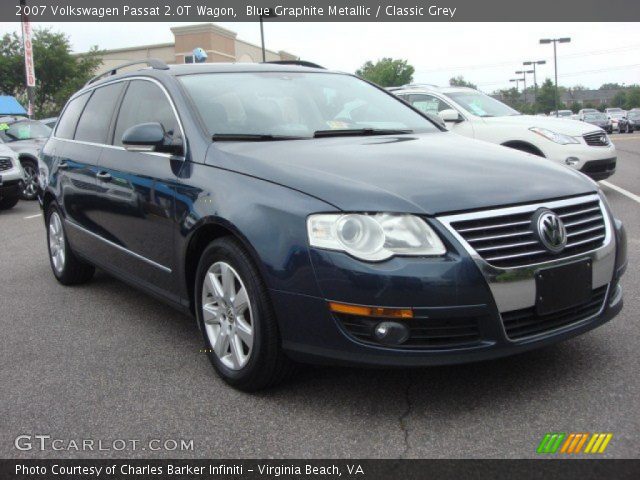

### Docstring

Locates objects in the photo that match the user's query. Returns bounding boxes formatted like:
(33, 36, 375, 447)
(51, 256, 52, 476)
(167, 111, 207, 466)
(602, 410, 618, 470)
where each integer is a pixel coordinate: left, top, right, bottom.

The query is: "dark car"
(582, 112, 612, 134)
(618, 111, 640, 133)
(38, 61, 627, 391)
(0, 116, 51, 200)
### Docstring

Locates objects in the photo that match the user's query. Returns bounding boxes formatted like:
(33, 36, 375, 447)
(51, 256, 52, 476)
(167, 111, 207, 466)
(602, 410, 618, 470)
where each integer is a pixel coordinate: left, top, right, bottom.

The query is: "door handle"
(57, 161, 69, 170)
(96, 171, 112, 182)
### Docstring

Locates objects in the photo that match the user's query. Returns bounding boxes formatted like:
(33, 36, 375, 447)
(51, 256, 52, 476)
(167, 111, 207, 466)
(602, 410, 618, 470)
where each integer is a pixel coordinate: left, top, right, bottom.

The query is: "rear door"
(91, 78, 183, 297)
(52, 83, 123, 254)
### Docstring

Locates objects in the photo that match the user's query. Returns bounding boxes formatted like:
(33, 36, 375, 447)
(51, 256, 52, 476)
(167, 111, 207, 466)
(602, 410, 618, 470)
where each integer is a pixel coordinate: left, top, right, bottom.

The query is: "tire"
(20, 158, 39, 200)
(0, 195, 20, 210)
(195, 237, 295, 391)
(46, 205, 95, 285)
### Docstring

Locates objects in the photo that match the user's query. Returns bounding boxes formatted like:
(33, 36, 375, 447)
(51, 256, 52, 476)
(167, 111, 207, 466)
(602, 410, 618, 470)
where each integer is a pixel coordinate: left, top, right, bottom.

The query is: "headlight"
(307, 213, 446, 262)
(529, 127, 580, 145)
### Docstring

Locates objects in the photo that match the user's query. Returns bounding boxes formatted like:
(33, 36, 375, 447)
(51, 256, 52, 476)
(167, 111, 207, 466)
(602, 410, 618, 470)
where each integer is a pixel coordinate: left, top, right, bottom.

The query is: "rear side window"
(113, 80, 179, 147)
(75, 83, 124, 144)
(55, 93, 90, 139)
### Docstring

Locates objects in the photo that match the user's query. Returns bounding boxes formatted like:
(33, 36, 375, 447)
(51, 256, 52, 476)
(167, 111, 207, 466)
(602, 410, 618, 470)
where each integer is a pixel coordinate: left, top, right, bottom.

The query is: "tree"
(355, 58, 414, 87)
(569, 101, 582, 113)
(624, 87, 640, 110)
(449, 76, 477, 89)
(599, 83, 624, 90)
(611, 91, 627, 108)
(0, 28, 103, 117)
(536, 78, 565, 113)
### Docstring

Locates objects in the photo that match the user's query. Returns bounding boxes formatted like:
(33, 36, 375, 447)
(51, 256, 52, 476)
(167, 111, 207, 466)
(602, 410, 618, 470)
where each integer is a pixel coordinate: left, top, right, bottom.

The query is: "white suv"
(391, 85, 617, 180)
(0, 144, 25, 210)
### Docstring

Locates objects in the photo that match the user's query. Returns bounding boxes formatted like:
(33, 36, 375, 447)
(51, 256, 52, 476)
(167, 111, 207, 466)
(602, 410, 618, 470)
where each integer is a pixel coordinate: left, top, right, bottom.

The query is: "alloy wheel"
(201, 261, 254, 370)
(22, 163, 38, 199)
(48, 212, 66, 274)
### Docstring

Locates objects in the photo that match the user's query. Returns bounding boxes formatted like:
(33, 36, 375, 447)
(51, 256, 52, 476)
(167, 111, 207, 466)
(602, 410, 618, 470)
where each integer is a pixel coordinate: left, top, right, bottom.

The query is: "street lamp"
(523, 60, 546, 102)
(515, 70, 534, 104)
(540, 38, 571, 117)
(510, 78, 525, 91)
(259, 8, 279, 62)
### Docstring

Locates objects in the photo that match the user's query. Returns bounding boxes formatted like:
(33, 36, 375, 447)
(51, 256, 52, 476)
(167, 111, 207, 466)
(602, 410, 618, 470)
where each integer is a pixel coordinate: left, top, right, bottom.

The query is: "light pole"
(515, 69, 534, 105)
(540, 38, 571, 117)
(510, 78, 525, 91)
(523, 60, 546, 103)
(259, 9, 278, 62)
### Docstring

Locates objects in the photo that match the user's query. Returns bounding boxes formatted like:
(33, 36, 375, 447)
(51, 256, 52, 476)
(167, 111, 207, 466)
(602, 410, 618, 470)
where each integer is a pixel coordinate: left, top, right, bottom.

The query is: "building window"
(184, 55, 194, 64)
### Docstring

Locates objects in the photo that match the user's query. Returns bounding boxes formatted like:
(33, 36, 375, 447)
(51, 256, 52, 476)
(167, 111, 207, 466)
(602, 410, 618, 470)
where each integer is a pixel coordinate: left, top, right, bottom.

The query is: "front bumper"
(0, 179, 23, 200)
(274, 195, 626, 367)
(580, 157, 617, 180)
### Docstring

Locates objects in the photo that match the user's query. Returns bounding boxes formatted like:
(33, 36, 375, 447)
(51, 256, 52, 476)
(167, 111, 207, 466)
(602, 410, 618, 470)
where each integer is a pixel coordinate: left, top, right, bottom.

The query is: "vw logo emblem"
(533, 209, 567, 253)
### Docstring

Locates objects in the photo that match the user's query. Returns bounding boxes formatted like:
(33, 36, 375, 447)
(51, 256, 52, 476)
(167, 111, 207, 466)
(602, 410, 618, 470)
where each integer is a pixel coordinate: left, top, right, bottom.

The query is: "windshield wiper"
(313, 128, 413, 138)
(211, 133, 305, 141)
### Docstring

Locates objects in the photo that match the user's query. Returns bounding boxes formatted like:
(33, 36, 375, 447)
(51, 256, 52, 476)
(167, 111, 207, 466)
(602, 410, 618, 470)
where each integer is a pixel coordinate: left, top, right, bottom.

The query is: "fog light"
(374, 321, 410, 345)
(565, 157, 580, 166)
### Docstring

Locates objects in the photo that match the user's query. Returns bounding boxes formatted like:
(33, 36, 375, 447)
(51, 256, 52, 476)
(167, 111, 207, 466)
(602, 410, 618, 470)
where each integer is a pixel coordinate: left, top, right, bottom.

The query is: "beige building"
(91, 23, 298, 73)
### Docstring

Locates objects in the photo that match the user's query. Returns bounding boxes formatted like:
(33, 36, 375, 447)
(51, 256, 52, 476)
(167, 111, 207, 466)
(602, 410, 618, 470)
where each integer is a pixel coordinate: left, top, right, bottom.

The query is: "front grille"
(583, 131, 610, 146)
(336, 314, 482, 349)
(0, 157, 13, 172)
(450, 197, 606, 269)
(501, 285, 607, 340)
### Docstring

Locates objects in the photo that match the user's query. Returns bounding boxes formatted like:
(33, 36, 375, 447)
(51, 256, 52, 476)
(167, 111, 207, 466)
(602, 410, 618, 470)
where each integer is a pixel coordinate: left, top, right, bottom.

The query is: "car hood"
(207, 132, 596, 215)
(482, 115, 599, 135)
(2, 137, 45, 155)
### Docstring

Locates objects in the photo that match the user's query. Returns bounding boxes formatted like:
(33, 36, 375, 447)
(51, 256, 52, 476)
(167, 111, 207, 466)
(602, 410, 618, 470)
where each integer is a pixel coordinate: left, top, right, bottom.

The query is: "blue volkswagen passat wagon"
(38, 61, 627, 390)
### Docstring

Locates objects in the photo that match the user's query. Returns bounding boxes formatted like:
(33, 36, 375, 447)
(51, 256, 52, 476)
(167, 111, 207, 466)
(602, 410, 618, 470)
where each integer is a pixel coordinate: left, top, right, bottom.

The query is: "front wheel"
(20, 159, 39, 200)
(46, 205, 95, 285)
(0, 195, 20, 210)
(195, 238, 295, 391)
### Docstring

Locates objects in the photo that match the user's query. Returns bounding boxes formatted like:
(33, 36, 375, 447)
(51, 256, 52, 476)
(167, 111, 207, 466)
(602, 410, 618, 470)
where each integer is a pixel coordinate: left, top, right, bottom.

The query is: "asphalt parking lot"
(1, 134, 639, 459)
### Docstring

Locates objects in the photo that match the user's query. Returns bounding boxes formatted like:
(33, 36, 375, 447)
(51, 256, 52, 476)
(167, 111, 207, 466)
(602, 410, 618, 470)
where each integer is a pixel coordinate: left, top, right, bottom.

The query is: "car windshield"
(585, 113, 607, 121)
(610, 112, 625, 119)
(443, 91, 520, 117)
(0, 120, 51, 142)
(628, 112, 640, 120)
(178, 72, 440, 138)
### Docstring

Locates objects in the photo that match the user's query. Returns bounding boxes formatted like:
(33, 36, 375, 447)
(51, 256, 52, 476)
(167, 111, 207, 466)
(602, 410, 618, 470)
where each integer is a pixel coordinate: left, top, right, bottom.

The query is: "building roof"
(0, 96, 27, 116)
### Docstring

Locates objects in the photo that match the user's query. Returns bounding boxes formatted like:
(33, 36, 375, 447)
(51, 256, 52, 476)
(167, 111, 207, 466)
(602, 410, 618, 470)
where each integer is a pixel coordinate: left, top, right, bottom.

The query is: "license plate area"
(535, 260, 592, 316)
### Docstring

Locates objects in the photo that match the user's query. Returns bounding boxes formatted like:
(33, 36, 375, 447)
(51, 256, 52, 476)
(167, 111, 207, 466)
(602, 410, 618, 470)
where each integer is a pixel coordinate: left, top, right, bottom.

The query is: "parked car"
(0, 143, 25, 210)
(390, 85, 617, 180)
(605, 107, 625, 115)
(582, 112, 613, 133)
(625, 110, 640, 133)
(578, 108, 598, 120)
(550, 110, 573, 118)
(606, 111, 626, 133)
(39, 61, 627, 391)
(0, 116, 51, 200)
(39, 117, 58, 129)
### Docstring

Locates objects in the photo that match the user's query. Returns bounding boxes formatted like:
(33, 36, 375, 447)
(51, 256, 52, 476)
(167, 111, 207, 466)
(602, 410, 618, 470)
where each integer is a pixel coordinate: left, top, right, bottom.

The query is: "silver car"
(0, 144, 25, 210)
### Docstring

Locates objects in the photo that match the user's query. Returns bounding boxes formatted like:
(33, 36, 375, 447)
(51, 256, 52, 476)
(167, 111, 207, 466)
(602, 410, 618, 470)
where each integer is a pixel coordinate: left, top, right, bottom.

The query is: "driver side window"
(408, 94, 452, 115)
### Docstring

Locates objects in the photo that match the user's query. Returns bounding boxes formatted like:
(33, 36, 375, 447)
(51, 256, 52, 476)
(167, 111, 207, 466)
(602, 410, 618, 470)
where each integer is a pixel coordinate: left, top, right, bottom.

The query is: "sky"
(1, 21, 639, 92)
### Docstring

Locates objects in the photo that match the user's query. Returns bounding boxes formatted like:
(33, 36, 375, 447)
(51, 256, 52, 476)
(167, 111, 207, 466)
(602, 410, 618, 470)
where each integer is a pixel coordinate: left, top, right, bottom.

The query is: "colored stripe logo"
(537, 433, 613, 454)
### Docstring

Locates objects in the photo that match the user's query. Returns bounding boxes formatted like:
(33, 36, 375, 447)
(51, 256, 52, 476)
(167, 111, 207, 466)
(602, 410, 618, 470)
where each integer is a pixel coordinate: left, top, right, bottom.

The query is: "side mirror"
(425, 112, 447, 130)
(439, 109, 463, 123)
(122, 122, 183, 156)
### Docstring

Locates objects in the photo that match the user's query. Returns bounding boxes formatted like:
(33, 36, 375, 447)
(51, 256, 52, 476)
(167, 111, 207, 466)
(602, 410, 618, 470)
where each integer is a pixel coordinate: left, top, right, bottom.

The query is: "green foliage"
(569, 101, 582, 113)
(623, 87, 640, 110)
(449, 76, 477, 89)
(611, 91, 627, 108)
(535, 78, 565, 114)
(0, 28, 103, 117)
(355, 58, 414, 87)
(599, 83, 624, 90)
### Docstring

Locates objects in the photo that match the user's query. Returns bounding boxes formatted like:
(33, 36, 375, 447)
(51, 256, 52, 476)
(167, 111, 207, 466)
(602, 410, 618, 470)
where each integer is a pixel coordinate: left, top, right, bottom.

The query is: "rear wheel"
(46, 205, 95, 285)
(20, 159, 39, 200)
(195, 237, 295, 391)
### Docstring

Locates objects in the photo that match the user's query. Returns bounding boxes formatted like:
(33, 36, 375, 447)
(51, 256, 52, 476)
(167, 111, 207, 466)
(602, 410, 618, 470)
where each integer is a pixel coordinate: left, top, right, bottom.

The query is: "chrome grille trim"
(437, 194, 616, 314)
(443, 195, 607, 269)
(583, 130, 610, 146)
(0, 157, 13, 172)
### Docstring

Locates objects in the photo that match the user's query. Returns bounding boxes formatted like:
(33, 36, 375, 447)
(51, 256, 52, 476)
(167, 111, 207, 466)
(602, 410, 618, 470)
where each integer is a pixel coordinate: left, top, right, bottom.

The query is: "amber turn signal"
(328, 301, 413, 319)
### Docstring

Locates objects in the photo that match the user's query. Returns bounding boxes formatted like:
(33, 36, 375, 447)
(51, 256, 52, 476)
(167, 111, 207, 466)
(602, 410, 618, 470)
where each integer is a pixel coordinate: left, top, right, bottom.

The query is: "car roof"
(388, 84, 478, 95)
(85, 61, 336, 90)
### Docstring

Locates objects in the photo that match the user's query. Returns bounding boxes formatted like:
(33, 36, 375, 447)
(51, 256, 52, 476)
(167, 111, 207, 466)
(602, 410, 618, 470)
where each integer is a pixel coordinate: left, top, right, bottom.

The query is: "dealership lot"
(1, 135, 639, 459)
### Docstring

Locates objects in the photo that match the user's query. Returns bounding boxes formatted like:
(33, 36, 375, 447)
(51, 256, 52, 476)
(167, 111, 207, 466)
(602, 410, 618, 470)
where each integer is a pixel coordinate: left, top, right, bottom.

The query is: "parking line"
(24, 213, 42, 219)
(601, 181, 640, 205)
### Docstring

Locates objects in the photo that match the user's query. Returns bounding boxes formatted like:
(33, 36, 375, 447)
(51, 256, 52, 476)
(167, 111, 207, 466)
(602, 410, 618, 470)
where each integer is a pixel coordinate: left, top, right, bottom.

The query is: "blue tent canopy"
(0, 96, 27, 115)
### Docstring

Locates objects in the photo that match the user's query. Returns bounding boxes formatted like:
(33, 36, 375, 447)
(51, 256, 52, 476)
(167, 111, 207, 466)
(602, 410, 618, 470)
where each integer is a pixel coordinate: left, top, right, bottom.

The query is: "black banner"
(1, 460, 640, 480)
(2, 0, 640, 22)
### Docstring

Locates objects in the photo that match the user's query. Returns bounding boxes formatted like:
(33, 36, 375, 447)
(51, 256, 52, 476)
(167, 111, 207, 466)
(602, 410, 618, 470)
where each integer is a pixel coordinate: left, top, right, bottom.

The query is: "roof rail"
(85, 59, 169, 86)
(264, 60, 325, 69)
